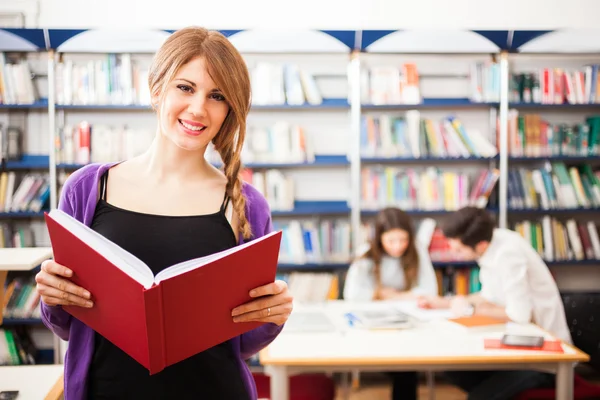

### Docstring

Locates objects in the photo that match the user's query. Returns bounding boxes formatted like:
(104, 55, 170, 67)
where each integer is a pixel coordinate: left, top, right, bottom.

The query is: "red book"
(484, 338, 564, 353)
(44, 209, 282, 375)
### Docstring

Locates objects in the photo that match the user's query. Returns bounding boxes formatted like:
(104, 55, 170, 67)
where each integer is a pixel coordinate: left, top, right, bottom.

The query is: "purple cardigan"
(40, 162, 284, 400)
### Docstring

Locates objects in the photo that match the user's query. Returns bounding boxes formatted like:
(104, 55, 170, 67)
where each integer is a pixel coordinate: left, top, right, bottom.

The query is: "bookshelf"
(1, 29, 600, 365)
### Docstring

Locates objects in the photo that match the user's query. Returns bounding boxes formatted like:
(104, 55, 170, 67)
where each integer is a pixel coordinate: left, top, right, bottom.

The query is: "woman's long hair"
(148, 27, 252, 239)
(363, 207, 419, 300)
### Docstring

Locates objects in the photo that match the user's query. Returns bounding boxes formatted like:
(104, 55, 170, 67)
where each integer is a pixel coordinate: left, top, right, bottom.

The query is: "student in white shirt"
(418, 206, 571, 400)
(344, 207, 438, 400)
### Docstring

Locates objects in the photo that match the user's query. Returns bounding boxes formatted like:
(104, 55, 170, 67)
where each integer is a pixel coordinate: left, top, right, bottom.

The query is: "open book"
(44, 209, 282, 374)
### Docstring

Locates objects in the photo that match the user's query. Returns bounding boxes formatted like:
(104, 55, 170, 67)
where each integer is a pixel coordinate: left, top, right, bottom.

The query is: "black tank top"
(87, 170, 249, 400)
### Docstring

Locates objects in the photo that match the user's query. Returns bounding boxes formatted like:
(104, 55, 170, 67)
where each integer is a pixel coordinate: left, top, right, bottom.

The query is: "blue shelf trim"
(46, 29, 88, 49)
(251, 98, 348, 110)
(362, 208, 499, 216)
(3, 155, 49, 169)
(271, 201, 350, 217)
(1, 28, 47, 50)
(2, 29, 592, 54)
(362, 98, 497, 110)
(509, 156, 600, 163)
(1, 318, 44, 326)
(360, 30, 398, 51)
(0, 99, 48, 109)
(278, 263, 350, 271)
(508, 207, 600, 214)
(320, 30, 358, 50)
(361, 156, 497, 164)
(509, 102, 600, 109)
(359, 30, 554, 52)
(0, 211, 46, 218)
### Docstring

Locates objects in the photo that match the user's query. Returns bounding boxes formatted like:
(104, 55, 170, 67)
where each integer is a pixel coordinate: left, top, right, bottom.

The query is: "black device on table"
(0, 391, 19, 400)
(501, 334, 545, 348)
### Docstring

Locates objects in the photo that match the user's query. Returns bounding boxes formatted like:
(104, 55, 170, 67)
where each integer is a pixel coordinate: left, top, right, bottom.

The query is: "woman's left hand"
(231, 280, 293, 326)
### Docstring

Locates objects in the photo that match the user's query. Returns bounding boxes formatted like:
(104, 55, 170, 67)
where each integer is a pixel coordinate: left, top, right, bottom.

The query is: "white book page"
(154, 230, 280, 284)
(50, 210, 154, 289)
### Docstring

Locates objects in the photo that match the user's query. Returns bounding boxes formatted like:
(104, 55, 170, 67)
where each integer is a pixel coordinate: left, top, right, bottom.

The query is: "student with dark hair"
(418, 206, 571, 400)
(344, 207, 437, 400)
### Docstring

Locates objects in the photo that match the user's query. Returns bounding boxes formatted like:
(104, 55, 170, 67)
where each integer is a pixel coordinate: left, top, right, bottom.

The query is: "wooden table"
(259, 301, 590, 400)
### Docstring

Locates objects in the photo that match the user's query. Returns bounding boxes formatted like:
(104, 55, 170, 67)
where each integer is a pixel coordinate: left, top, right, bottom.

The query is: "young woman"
(35, 27, 293, 400)
(343, 207, 438, 400)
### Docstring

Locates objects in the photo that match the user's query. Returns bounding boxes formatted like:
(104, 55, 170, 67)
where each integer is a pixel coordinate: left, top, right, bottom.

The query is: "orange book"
(449, 315, 506, 328)
(45, 209, 282, 375)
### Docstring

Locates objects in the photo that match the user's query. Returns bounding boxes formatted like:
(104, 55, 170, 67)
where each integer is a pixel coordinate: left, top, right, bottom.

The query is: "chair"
(253, 372, 336, 400)
(514, 374, 600, 400)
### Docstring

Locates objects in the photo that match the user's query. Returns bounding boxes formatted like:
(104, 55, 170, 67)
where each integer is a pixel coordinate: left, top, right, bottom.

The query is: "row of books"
(0, 54, 37, 105)
(55, 55, 152, 106)
(436, 268, 481, 297)
(0, 172, 50, 213)
(360, 112, 497, 158)
(241, 169, 295, 211)
(0, 327, 38, 366)
(507, 163, 600, 210)
(0, 225, 36, 248)
(250, 62, 322, 106)
(509, 66, 600, 105)
(360, 63, 421, 105)
(206, 121, 315, 165)
(55, 122, 154, 165)
(2, 277, 41, 320)
(273, 219, 352, 264)
(469, 61, 501, 103)
(514, 218, 600, 262)
(276, 271, 339, 303)
(361, 167, 499, 211)
(504, 113, 600, 157)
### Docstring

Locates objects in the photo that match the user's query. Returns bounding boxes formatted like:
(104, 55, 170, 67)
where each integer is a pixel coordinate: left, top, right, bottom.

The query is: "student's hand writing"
(35, 260, 93, 308)
(231, 280, 293, 326)
(416, 295, 451, 309)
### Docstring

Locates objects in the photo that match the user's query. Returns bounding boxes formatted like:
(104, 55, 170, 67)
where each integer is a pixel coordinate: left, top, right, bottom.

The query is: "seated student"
(418, 206, 572, 400)
(343, 207, 438, 400)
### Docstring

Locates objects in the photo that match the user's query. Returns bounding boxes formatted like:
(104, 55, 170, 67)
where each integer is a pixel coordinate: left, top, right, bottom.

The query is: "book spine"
(143, 284, 167, 375)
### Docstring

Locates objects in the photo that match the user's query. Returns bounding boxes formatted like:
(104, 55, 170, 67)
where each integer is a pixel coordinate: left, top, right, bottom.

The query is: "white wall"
(2, 0, 600, 29)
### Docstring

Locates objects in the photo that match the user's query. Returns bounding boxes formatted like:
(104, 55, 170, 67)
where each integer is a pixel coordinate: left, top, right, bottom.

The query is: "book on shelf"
(0, 53, 38, 105)
(206, 121, 315, 166)
(509, 65, 600, 105)
(55, 122, 154, 165)
(242, 169, 295, 212)
(469, 61, 501, 103)
(359, 63, 421, 105)
(0, 172, 50, 213)
(361, 166, 499, 211)
(249, 62, 322, 106)
(44, 209, 282, 374)
(360, 112, 497, 159)
(505, 112, 600, 157)
(514, 218, 600, 262)
(274, 219, 351, 264)
(276, 271, 338, 304)
(507, 163, 600, 210)
(0, 326, 39, 365)
(55, 54, 151, 106)
(2, 276, 41, 320)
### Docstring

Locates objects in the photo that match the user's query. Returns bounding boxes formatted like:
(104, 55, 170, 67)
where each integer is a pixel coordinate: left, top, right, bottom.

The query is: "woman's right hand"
(35, 260, 93, 308)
